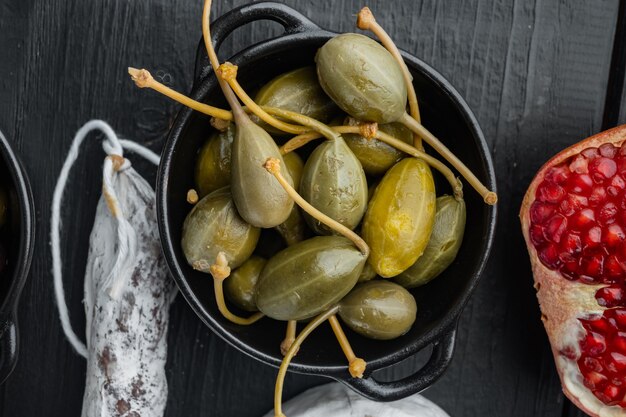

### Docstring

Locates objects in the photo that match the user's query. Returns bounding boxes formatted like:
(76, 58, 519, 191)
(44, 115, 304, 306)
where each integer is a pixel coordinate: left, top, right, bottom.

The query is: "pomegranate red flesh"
(530, 144, 626, 289)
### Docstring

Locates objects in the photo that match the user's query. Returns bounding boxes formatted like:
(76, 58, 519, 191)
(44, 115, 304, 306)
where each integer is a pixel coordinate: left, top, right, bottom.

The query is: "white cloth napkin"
(264, 382, 450, 417)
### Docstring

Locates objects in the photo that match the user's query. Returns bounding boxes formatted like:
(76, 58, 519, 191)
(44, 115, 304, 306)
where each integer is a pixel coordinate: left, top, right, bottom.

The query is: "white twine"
(51, 120, 160, 358)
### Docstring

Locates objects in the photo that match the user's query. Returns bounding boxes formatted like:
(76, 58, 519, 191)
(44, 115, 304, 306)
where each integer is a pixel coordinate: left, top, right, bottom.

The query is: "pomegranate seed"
(614, 332, 626, 353)
(620, 142, 626, 156)
(570, 155, 589, 174)
(599, 202, 618, 225)
(583, 371, 608, 390)
(581, 254, 604, 278)
(537, 182, 566, 203)
(604, 255, 625, 279)
(596, 286, 625, 307)
(603, 224, 626, 247)
(584, 356, 604, 372)
(538, 244, 561, 269)
(600, 143, 618, 158)
(560, 261, 579, 280)
(559, 194, 588, 216)
(608, 176, 626, 196)
(606, 352, 626, 373)
(560, 232, 582, 260)
(617, 155, 626, 174)
(545, 215, 567, 243)
(615, 310, 626, 329)
(581, 332, 607, 356)
(570, 209, 596, 231)
(530, 201, 555, 224)
(583, 226, 602, 250)
(589, 187, 608, 207)
(583, 316, 612, 333)
(590, 157, 618, 183)
(582, 147, 601, 159)
(595, 384, 623, 405)
(530, 224, 546, 245)
(545, 165, 570, 184)
(569, 174, 594, 195)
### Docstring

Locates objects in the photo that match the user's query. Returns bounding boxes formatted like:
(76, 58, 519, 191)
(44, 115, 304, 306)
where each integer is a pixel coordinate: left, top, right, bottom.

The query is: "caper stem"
(213, 279, 265, 325)
(219, 66, 340, 141)
(401, 113, 497, 205)
(264, 158, 370, 257)
(281, 126, 463, 199)
(280, 320, 298, 356)
(328, 315, 366, 378)
(357, 7, 423, 150)
(263, 106, 340, 141)
(274, 306, 339, 417)
(210, 252, 265, 326)
(128, 67, 233, 121)
(219, 63, 302, 135)
(202, 0, 249, 123)
(127, 69, 342, 140)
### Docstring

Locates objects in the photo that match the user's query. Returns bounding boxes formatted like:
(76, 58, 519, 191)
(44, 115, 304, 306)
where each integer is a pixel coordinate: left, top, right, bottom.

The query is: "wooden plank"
(0, 0, 619, 416)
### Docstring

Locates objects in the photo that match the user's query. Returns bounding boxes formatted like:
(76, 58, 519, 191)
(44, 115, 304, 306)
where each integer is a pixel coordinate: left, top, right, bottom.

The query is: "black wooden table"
(1, 0, 625, 416)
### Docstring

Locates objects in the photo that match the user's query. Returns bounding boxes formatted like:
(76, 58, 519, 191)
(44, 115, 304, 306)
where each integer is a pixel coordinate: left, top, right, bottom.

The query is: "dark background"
(1, 0, 625, 416)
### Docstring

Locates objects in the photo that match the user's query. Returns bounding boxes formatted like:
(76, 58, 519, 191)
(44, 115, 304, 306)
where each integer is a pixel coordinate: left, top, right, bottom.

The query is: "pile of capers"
(129, 2, 496, 415)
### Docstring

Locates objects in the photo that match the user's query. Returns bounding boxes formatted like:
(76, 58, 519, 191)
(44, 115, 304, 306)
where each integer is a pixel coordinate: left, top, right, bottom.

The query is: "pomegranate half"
(521, 125, 626, 416)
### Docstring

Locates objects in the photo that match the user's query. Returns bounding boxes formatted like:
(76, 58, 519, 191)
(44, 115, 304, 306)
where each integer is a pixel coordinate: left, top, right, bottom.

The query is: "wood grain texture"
(0, 0, 621, 416)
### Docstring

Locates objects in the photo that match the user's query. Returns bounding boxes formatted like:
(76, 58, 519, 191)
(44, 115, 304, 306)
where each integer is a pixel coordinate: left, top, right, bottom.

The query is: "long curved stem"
(219, 63, 340, 141)
(209, 252, 264, 326)
(274, 306, 339, 417)
(213, 279, 265, 325)
(280, 320, 298, 356)
(282, 126, 463, 199)
(264, 158, 370, 257)
(328, 315, 366, 378)
(128, 68, 340, 139)
(357, 7, 423, 150)
(128, 67, 232, 121)
(202, 0, 247, 122)
(401, 113, 497, 205)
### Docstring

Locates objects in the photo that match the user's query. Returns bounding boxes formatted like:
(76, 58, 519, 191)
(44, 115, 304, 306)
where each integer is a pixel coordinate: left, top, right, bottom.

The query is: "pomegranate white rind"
(520, 125, 626, 417)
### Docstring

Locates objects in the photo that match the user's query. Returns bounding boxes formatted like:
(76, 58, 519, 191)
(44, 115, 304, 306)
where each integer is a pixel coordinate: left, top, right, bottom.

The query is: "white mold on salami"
(81, 168, 176, 417)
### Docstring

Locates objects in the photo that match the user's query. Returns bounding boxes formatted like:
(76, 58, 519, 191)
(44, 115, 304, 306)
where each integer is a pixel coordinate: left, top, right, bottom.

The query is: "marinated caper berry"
(231, 120, 294, 228)
(194, 124, 235, 197)
(316, 33, 407, 124)
(224, 255, 266, 312)
(339, 281, 417, 340)
(395, 196, 466, 288)
(344, 122, 413, 176)
(357, 262, 377, 283)
(300, 137, 368, 235)
(282, 152, 304, 191)
(255, 67, 339, 134)
(362, 158, 436, 277)
(255, 236, 366, 321)
(181, 187, 260, 273)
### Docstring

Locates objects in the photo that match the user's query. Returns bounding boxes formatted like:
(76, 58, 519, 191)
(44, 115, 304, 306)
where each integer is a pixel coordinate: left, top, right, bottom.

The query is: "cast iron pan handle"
(340, 325, 457, 401)
(0, 314, 18, 385)
(195, 1, 320, 81)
